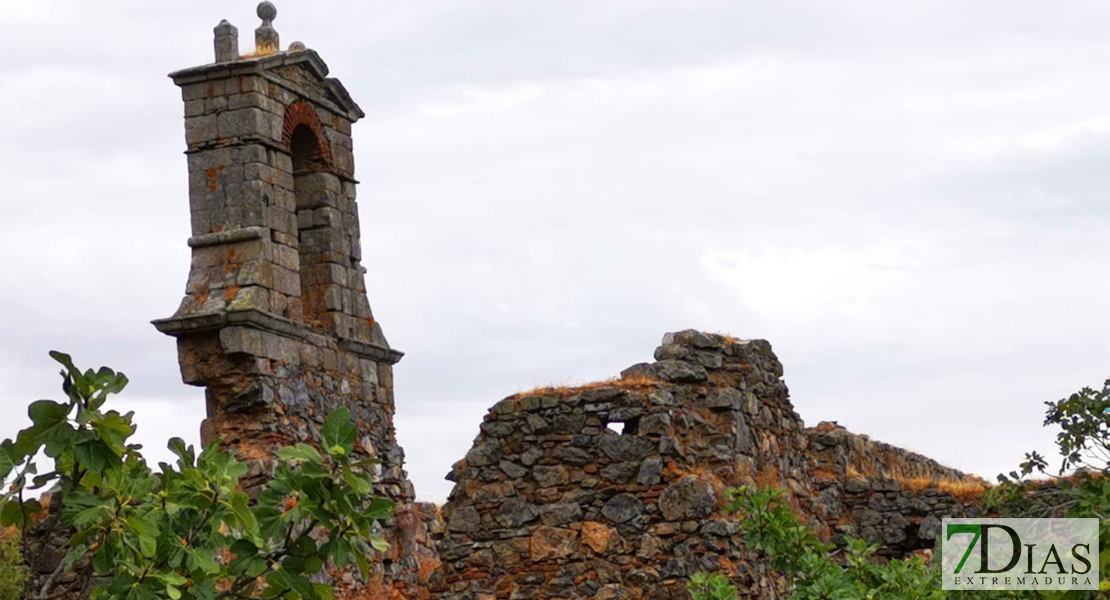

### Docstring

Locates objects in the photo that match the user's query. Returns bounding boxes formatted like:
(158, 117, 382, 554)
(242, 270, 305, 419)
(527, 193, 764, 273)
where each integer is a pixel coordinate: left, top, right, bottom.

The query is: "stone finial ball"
(289, 41, 306, 51)
(257, 1, 277, 21)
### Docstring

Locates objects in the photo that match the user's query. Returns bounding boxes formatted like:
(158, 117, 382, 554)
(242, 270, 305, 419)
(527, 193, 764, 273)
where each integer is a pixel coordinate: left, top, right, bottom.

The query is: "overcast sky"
(0, 0, 1107, 502)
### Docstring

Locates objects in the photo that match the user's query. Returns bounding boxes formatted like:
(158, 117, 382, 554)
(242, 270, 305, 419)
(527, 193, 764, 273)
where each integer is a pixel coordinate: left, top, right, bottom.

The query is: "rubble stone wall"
(434, 331, 987, 599)
(804, 422, 982, 556)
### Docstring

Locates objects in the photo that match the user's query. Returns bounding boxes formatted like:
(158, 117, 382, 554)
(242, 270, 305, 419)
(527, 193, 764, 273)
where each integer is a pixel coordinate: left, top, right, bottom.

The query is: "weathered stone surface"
(600, 435, 654, 462)
(529, 526, 579, 561)
(637, 457, 663, 485)
(447, 505, 481, 533)
(465, 443, 499, 467)
(540, 503, 583, 526)
(650, 360, 708, 383)
(499, 459, 527, 479)
(497, 497, 539, 528)
(705, 388, 742, 410)
(602, 494, 644, 524)
(533, 465, 569, 487)
(581, 521, 619, 553)
(553, 446, 592, 465)
(601, 461, 639, 483)
(659, 477, 717, 521)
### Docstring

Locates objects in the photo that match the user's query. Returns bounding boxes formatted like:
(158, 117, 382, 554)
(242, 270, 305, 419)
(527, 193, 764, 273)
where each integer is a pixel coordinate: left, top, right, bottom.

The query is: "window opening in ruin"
(605, 416, 640, 436)
(290, 124, 323, 175)
(291, 124, 326, 327)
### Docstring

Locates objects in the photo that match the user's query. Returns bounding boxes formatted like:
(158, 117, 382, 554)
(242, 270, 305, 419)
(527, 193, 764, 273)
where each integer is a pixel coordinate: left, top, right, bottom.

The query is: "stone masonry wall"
(435, 332, 806, 600)
(434, 331, 987, 599)
(804, 422, 983, 557)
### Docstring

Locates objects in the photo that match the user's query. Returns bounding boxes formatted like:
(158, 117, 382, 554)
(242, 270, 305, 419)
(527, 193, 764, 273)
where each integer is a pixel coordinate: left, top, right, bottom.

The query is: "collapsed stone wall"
(804, 422, 982, 556)
(435, 331, 800, 600)
(808, 422, 972, 483)
(834, 478, 977, 556)
(434, 331, 987, 599)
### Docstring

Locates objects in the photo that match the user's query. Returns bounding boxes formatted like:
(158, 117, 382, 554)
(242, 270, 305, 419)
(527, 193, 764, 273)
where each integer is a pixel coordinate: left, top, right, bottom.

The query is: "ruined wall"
(434, 331, 987, 599)
(434, 331, 801, 600)
(808, 422, 971, 483)
(804, 422, 982, 556)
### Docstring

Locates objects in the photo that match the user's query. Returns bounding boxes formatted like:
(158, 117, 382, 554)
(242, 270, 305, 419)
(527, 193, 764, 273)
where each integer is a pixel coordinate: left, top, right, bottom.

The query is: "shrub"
(687, 572, 738, 600)
(1, 352, 393, 600)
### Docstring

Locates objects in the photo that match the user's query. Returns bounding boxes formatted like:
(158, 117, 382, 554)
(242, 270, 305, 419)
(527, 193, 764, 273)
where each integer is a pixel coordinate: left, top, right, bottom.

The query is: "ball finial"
(257, 2, 277, 22)
(254, 2, 280, 55)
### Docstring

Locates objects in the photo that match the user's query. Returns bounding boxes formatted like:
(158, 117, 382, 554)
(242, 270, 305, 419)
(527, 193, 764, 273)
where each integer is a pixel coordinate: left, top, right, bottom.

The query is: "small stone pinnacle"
(213, 20, 239, 63)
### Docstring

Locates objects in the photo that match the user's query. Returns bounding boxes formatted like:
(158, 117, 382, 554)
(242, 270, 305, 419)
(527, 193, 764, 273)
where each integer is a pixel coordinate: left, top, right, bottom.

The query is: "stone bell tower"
(153, 4, 439, 597)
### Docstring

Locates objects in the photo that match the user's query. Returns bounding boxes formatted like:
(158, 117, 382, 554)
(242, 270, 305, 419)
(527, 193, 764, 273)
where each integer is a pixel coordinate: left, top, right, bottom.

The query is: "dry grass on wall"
(898, 476, 988, 503)
(509, 373, 662, 400)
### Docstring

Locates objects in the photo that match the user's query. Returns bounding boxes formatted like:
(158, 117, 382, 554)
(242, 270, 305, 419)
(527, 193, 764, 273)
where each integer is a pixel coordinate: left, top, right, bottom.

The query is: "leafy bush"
(687, 572, 738, 600)
(722, 486, 944, 600)
(0, 352, 393, 600)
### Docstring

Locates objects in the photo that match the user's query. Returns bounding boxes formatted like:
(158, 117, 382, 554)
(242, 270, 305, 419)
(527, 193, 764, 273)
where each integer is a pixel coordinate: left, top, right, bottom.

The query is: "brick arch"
(282, 100, 333, 172)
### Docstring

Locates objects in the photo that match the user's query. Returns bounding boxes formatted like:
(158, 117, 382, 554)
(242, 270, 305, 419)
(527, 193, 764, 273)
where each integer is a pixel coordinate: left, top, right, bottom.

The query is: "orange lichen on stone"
(205, 165, 225, 191)
(581, 522, 618, 554)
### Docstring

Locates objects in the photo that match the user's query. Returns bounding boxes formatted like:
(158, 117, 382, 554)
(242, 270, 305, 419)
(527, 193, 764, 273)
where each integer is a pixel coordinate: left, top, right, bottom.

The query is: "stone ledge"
(168, 49, 329, 85)
(152, 309, 401, 364)
(153, 309, 313, 341)
(338, 337, 404, 365)
(187, 226, 265, 248)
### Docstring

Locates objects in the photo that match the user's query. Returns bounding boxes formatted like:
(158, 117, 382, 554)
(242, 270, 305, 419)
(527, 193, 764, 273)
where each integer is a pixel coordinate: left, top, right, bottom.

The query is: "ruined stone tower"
(153, 4, 439, 597)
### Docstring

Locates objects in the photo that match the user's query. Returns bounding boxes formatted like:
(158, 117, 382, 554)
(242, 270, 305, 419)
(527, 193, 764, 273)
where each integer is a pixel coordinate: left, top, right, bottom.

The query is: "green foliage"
(2, 352, 393, 600)
(1036, 379, 1110, 478)
(687, 572, 738, 600)
(721, 486, 944, 600)
(979, 377, 1110, 600)
(722, 486, 828, 573)
(0, 528, 27, 600)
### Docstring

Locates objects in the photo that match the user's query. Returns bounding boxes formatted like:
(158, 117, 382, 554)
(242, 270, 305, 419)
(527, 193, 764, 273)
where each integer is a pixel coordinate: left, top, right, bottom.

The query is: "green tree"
(1, 352, 393, 600)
